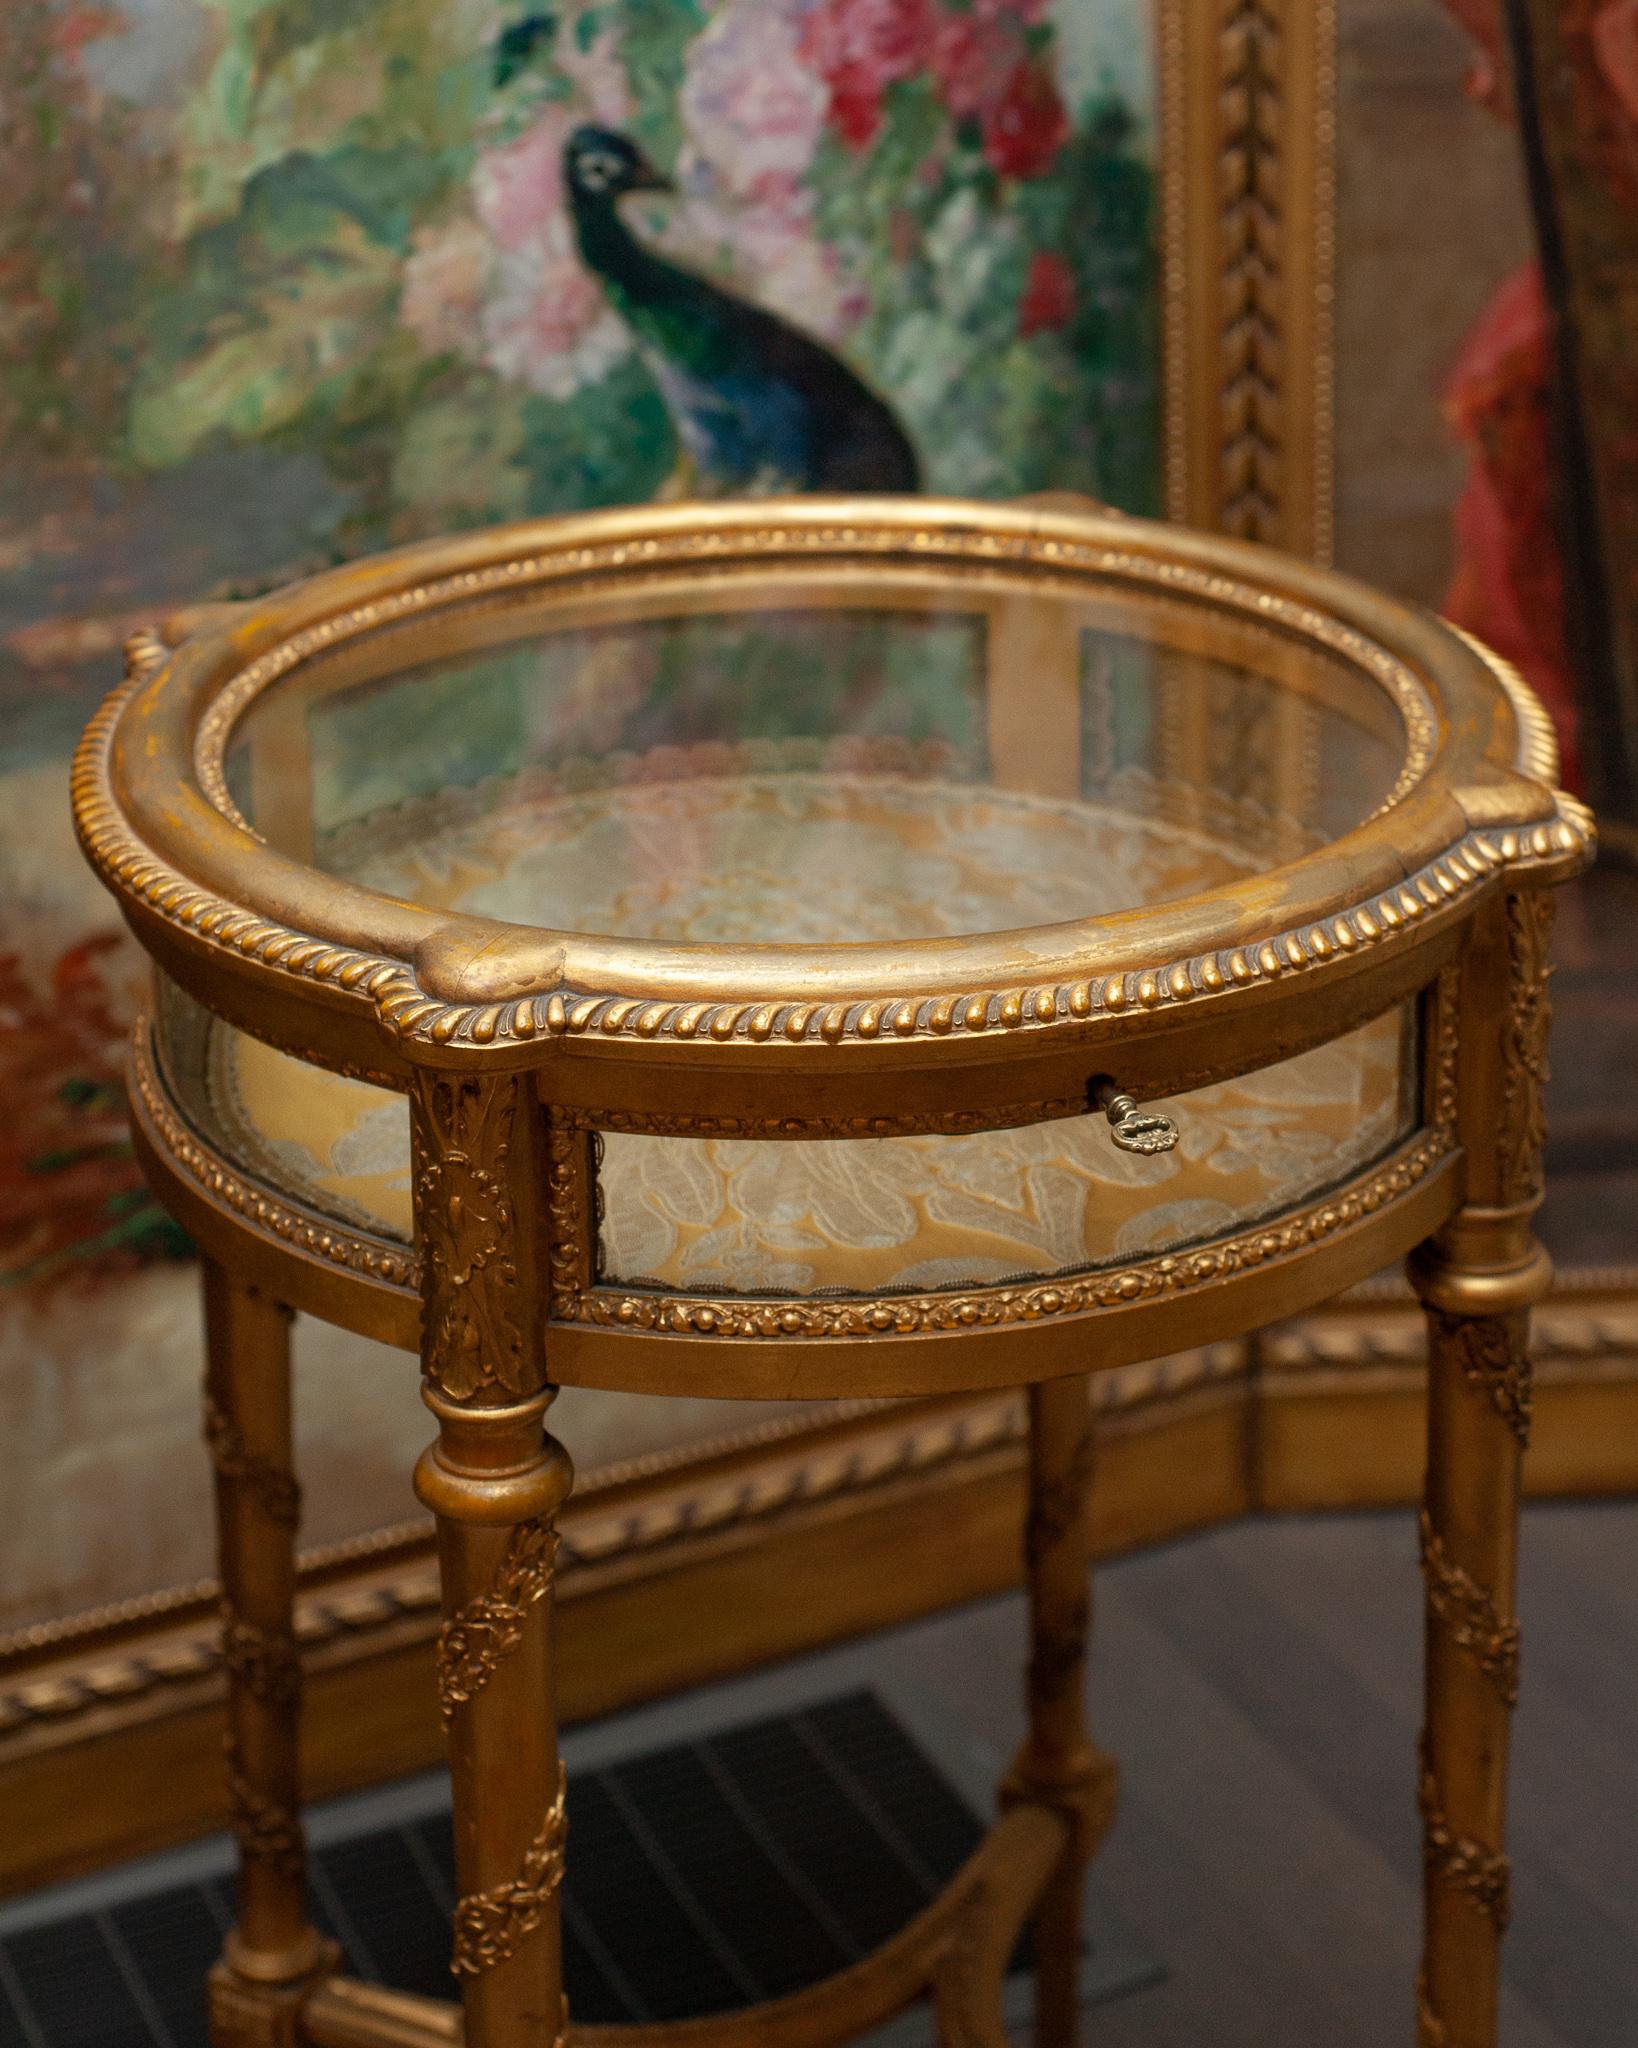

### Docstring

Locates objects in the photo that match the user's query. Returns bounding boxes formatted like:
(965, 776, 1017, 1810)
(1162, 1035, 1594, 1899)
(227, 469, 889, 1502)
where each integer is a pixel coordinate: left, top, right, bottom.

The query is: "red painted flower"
(980, 55, 1068, 179)
(1442, 263, 1580, 785)
(1017, 249, 1076, 336)
(930, 13, 1017, 120)
(801, 0, 939, 150)
(974, 0, 1053, 20)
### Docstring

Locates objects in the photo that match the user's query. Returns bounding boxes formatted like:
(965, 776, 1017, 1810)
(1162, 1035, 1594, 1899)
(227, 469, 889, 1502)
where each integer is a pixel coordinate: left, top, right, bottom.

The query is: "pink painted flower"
(930, 13, 1017, 120)
(1017, 249, 1076, 336)
(401, 103, 629, 400)
(800, 0, 938, 150)
(981, 55, 1068, 179)
(1593, 0, 1638, 126)
(399, 218, 491, 357)
(472, 108, 570, 253)
(974, 0, 1053, 21)
(680, 0, 828, 201)
(480, 250, 627, 400)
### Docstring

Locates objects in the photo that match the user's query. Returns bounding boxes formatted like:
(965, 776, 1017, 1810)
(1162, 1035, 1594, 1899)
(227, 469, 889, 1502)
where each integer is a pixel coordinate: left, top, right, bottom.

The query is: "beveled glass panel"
(595, 1007, 1417, 1297)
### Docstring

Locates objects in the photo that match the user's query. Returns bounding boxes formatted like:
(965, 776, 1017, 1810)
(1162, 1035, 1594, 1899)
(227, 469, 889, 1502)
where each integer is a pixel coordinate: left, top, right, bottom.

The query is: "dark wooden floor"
(851, 1501, 1638, 2046)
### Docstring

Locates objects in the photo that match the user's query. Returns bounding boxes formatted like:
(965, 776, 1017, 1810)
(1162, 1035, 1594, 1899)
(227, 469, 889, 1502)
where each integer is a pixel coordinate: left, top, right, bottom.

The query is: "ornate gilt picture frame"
(4, 0, 1633, 1903)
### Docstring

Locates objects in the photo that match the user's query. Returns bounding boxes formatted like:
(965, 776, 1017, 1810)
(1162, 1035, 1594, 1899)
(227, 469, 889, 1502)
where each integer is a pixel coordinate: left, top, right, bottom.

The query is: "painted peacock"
(564, 125, 920, 495)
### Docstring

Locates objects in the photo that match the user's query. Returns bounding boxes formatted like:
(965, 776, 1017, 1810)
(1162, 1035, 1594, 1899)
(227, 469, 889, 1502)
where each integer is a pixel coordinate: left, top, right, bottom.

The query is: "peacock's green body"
(565, 126, 920, 495)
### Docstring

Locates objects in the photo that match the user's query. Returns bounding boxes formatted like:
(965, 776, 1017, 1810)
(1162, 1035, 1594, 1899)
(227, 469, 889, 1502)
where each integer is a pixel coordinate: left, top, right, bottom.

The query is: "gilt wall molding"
(1160, 0, 1338, 560)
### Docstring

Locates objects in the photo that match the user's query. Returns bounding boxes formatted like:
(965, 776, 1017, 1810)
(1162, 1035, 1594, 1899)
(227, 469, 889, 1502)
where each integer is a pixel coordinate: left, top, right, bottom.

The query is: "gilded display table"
(74, 500, 1591, 2048)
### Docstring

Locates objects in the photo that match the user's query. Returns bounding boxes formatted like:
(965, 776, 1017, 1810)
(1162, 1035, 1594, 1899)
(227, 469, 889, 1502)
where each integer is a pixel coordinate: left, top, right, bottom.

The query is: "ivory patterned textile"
(196, 768, 1414, 1297)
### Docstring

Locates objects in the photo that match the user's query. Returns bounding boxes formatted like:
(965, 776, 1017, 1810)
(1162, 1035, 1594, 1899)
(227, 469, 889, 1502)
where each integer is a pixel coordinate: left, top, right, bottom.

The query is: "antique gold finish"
(76, 493, 1588, 2048)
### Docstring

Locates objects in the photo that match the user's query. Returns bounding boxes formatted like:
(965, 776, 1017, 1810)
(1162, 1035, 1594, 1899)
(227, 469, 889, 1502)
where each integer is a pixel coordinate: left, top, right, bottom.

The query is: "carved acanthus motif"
(221, 1608, 301, 1707)
(450, 1766, 568, 1978)
(411, 1076, 533, 1403)
(225, 1736, 305, 1883)
(437, 1519, 558, 1724)
(1419, 1754, 1511, 1932)
(1497, 890, 1554, 1206)
(1417, 1512, 1520, 1705)
(204, 1396, 303, 1529)
(1432, 1311, 1533, 1446)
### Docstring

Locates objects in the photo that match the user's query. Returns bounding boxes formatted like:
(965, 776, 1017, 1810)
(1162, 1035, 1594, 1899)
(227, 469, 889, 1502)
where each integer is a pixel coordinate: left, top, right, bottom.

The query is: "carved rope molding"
(450, 1766, 568, 1979)
(76, 531, 1587, 1063)
(436, 1519, 558, 1725)
(1417, 1512, 1521, 1706)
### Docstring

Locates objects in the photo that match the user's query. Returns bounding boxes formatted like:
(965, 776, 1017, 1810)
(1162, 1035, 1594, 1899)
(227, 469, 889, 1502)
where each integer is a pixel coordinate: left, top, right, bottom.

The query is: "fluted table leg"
(200, 1259, 334, 2045)
(1409, 892, 1555, 2048)
(411, 1073, 571, 2048)
(1004, 1373, 1118, 2048)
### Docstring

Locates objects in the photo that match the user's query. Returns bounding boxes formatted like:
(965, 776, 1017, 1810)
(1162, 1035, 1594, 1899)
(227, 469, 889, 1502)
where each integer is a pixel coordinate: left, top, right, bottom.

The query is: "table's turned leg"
(410, 1074, 572, 2048)
(1004, 1373, 1119, 2048)
(200, 1259, 334, 2045)
(1408, 894, 1555, 2048)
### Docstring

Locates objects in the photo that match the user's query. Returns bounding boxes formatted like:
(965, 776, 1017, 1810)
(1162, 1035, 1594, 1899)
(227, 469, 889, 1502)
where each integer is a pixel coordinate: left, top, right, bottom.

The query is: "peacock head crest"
(565, 125, 674, 205)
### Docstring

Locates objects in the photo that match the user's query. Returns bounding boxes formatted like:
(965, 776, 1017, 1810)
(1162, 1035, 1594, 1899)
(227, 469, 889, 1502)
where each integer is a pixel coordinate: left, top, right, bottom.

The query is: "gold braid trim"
(1418, 1512, 1521, 1706)
(450, 1767, 568, 1978)
(1419, 1756, 1511, 1932)
(437, 1519, 558, 1724)
(204, 1397, 302, 1528)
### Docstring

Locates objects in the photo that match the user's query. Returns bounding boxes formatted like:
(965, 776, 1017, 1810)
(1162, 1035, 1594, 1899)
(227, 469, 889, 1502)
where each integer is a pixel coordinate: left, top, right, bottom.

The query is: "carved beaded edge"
(74, 529, 1590, 1061)
(554, 1126, 1458, 1343)
(130, 1024, 417, 1289)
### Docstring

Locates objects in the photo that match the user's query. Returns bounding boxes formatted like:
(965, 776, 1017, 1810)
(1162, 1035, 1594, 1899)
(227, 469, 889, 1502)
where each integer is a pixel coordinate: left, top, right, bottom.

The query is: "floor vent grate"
(0, 1689, 1161, 2046)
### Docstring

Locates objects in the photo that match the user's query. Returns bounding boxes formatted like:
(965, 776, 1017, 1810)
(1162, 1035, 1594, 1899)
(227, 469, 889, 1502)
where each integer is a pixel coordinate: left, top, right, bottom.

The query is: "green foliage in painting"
(9, 0, 1161, 549)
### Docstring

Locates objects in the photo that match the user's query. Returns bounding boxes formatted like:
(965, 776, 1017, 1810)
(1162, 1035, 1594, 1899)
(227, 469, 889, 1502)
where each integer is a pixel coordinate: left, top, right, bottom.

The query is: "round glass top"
(222, 573, 1410, 948)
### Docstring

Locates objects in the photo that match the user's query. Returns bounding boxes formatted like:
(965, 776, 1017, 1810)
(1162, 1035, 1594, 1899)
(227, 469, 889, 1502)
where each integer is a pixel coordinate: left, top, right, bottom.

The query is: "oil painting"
(0, 0, 1162, 1628)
